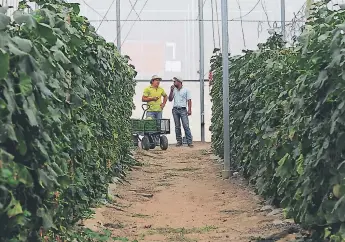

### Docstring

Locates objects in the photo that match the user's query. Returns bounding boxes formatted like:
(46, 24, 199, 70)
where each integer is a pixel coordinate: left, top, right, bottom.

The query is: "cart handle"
(141, 104, 151, 119)
(142, 104, 150, 111)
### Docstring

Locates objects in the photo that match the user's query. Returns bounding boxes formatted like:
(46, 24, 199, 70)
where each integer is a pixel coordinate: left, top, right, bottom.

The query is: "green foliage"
(210, 1, 345, 240)
(0, 1, 136, 241)
(60, 228, 138, 242)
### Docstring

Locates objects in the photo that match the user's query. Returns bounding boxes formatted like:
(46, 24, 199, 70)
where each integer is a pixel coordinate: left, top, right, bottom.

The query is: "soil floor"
(84, 142, 299, 242)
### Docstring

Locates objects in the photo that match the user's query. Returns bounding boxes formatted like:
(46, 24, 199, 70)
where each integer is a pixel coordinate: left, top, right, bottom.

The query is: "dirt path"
(84, 143, 298, 242)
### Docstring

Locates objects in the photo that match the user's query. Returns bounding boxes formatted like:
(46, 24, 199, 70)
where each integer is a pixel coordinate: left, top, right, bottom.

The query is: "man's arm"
(187, 99, 192, 115)
(142, 87, 157, 102)
(142, 96, 157, 102)
(161, 90, 168, 108)
(187, 90, 192, 115)
(168, 86, 175, 102)
(163, 95, 168, 105)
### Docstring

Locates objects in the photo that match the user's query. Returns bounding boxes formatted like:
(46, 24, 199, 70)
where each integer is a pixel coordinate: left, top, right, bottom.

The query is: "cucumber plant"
(0, 0, 136, 241)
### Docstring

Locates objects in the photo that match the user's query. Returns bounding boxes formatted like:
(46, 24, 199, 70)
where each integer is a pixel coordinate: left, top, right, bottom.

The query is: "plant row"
(210, 1, 345, 241)
(0, 0, 136, 241)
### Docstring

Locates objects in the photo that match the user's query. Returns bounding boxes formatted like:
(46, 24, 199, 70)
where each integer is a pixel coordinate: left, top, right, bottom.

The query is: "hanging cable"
(260, 0, 272, 28)
(96, 0, 116, 32)
(230, 0, 261, 21)
(197, 0, 208, 20)
(129, 0, 141, 20)
(121, 0, 149, 47)
(82, 0, 108, 20)
(235, 0, 246, 49)
(210, 0, 216, 49)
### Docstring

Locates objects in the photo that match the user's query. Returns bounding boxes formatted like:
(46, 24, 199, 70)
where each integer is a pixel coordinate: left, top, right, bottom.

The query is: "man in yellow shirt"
(142, 75, 167, 119)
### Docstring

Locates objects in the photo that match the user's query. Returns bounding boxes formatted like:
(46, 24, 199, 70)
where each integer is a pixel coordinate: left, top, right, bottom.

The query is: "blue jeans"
(146, 111, 162, 145)
(172, 107, 192, 145)
(146, 111, 162, 119)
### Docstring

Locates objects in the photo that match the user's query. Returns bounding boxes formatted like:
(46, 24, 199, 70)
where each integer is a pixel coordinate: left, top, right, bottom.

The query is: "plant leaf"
(0, 48, 9, 79)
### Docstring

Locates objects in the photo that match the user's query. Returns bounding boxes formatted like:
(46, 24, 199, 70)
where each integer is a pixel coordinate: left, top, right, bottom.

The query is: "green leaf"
(38, 8, 55, 27)
(13, 10, 37, 29)
(7, 201, 23, 218)
(57, 176, 71, 189)
(314, 70, 328, 88)
(8, 43, 28, 56)
(0, 7, 10, 14)
(19, 72, 32, 96)
(53, 50, 70, 64)
(0, 124, 17, 142)
(37, 82, 52, 97)
(37, 23, 57, 43)
(36, 208, 56, 230)
(50, 162, 64, 176)
(0, 48, 9, 79)
(331, 121, 336, 135)
(0, 148, 14, 162)
(11, 36, 32, 53)
(0, 13, 10, 30)
(23, 99, 38, 127)
(0, 32, 10, 48)
(0, 98, 9, 118)
(38, 169, 55, 189)
(15, 128, 27, 156)
(35, 140, 49, 159)
(70, 3, 81, 14)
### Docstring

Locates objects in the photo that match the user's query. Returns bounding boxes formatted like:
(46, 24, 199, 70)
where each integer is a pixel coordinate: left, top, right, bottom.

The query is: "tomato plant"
(0, 0, 136, 241)
(211, 1, 345, 240)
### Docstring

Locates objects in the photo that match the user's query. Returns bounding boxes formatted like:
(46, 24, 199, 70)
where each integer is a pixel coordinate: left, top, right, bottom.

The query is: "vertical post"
(116, 0, 121, 54)
(185, 4, 189, 79)
(281, 0, 285, 41)
(221, 0, 230, 179)
(198, 0, 205, 142)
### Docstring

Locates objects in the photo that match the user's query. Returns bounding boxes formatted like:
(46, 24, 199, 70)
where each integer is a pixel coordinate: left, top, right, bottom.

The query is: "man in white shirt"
(168, 77, 193, 147)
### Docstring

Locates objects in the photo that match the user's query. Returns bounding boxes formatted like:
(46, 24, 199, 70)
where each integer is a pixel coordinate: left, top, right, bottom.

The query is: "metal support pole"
(116, 0, 121, 54)
(198, 0, 205, 142)
(281, 0, 285, 41)
(221, 0, 230, 179)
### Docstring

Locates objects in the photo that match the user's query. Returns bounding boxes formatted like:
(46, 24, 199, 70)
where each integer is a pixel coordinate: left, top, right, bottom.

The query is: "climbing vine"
(0, 0, 136, 241)
(211, 1, 345, 241)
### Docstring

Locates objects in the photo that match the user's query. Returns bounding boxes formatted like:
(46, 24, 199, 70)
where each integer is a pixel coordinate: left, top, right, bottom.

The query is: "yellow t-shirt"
(143, 85, 167, 111)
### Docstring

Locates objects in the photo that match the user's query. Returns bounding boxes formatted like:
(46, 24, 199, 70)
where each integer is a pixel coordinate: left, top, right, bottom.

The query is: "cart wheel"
(160, 135, 169, 150)
(142, 136, 150, 151)
(148, 135, 156, 149)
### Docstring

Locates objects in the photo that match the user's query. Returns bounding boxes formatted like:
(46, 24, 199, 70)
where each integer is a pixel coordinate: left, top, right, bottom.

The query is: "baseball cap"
(172, 76, 183, 83)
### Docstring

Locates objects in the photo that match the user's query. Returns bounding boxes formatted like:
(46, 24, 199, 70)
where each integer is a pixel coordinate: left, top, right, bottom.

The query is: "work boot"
(188, 144, 194, 148)
(176, 143, 182, 147)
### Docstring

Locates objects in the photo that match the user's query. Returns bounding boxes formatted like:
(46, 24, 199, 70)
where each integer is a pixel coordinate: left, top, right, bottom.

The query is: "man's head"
(172, 76, 183, 88)
(150, 75, 162, 87)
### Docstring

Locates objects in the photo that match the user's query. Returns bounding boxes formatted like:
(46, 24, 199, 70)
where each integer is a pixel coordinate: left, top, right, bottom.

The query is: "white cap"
(172, 76, 183, 83)
(151, 75, 162, 80)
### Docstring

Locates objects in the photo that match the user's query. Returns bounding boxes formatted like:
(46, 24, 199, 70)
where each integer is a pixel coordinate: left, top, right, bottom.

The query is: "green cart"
(131, 104, 170, 151)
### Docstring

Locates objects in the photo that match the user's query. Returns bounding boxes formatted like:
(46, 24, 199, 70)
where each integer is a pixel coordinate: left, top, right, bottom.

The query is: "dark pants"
(172, 107, 192, 145)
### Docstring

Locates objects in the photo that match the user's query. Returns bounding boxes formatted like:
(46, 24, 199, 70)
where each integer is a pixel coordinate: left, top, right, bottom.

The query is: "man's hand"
(160, 103, 165, 109)
(170, 85, 175, 91)
(152, 96, 159, 101)
(188, 110, 192, 116)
